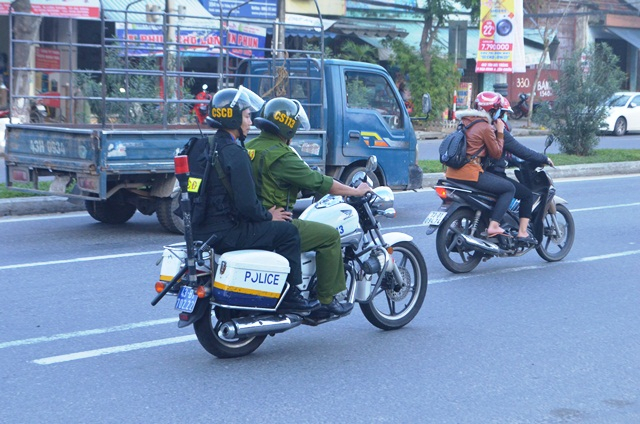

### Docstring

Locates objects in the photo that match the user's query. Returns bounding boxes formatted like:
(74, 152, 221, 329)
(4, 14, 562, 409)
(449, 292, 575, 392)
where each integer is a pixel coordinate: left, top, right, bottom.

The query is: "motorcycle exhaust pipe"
(456, 233, 501, 255)
(219, 314, 303, 339)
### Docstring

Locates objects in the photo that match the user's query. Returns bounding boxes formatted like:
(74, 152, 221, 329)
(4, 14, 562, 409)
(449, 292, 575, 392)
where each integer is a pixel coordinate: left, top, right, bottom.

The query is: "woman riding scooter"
(445, 91, 513, 238)
(485, 96, 555, 246)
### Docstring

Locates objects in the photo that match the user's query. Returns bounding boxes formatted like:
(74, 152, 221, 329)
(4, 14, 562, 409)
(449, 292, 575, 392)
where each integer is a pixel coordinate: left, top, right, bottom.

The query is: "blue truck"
(2, 7, 428, 233)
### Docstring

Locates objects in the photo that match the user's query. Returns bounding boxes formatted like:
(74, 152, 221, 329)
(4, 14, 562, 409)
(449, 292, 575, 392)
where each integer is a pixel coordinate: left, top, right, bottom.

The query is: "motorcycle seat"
(438, 178, 498, 200)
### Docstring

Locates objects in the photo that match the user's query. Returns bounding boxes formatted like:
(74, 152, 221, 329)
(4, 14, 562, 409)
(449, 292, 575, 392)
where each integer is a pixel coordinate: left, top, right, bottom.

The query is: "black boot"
(279, 286, 320, 311)
(319, 297, 354, 316)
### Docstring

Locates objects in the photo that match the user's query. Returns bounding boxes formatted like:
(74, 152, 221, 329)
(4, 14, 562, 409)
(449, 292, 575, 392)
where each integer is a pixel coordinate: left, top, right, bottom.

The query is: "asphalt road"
(1, 174, 640, 423)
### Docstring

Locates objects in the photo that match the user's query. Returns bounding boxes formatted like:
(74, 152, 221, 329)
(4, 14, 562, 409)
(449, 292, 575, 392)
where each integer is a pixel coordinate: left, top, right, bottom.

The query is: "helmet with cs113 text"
(254, 97, 310, 140)
(206, 85, 264, 130)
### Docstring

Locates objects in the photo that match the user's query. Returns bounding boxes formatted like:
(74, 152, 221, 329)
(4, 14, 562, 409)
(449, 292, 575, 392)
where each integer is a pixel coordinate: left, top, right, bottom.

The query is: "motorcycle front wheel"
(536, 203, 575, 262)
(435, 208, 485, 273)
(193, 305, 266, 359)
(360, 241, 428, 330)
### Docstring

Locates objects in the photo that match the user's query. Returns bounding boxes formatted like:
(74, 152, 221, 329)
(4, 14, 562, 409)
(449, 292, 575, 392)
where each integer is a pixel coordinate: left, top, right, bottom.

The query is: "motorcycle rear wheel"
(435, 208, 485, 273)
(360, 241, 428, 330)
(536, 203, 575, 262)
(193, 306, 266, 359)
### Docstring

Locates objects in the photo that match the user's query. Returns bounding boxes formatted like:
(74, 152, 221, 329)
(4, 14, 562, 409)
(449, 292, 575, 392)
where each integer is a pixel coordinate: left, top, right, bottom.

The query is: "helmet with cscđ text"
(206, 86, 264, 130)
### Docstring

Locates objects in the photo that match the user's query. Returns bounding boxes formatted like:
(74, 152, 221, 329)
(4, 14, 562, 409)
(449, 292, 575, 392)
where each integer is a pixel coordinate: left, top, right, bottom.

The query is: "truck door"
(341, 69, 414, 187)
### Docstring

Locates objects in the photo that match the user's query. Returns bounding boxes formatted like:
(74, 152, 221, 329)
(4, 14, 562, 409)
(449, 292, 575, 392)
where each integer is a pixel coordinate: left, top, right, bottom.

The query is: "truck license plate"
(175, 286, 197, 313)
(423, 211, 447, 226)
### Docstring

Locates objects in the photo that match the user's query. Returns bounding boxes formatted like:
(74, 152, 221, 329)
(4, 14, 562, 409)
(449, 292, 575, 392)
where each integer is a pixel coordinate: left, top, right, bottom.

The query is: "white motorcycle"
(152, 157, 428, 358)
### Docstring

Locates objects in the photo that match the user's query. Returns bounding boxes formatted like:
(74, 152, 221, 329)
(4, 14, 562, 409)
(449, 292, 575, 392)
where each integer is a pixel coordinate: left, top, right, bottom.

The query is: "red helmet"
(499, 96, 513, 113)
(475, 91, 503, 113)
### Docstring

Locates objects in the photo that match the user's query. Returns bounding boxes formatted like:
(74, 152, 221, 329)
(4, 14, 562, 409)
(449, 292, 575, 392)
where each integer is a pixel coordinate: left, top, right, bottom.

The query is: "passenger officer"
(246, 97, 373, 316)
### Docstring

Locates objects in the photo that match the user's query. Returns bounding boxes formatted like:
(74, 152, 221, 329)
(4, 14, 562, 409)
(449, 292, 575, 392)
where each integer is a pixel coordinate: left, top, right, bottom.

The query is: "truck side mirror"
(422, 93, 432, 116)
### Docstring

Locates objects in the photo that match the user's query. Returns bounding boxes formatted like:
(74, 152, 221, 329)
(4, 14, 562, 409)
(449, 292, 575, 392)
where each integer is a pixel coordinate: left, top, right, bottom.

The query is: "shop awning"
(608, 27, 640, 50)
(103, 0, 267, 58)
(0, 0, 100, 19)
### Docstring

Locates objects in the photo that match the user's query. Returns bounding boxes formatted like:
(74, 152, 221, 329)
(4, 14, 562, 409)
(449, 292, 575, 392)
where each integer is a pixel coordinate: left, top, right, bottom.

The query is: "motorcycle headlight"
(371, 186, 394, 210)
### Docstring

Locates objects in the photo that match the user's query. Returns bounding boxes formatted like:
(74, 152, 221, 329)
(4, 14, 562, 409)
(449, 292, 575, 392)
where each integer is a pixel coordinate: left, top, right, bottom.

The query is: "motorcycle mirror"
(365, 156, 378, 173)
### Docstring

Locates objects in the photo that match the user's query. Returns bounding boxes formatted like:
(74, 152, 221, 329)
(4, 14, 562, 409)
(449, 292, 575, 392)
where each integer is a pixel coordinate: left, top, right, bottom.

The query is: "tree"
(524, 0, 573, 126)
(389, 39, 460, 117)
(418, 0, 479, 74)
(542, 43, 625, 156)
(10, 0, 42, 122)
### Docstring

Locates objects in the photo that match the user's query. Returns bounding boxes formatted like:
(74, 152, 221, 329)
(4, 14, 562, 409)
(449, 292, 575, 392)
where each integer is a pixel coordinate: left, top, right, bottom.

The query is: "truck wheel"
(157, 196, 184, 234)
(341, 166, 380, 188)
(85, 199, 136, 224)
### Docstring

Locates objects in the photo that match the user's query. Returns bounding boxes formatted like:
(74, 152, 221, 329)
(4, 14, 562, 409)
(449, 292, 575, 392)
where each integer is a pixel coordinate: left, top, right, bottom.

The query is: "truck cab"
(238, 58, 422, 190)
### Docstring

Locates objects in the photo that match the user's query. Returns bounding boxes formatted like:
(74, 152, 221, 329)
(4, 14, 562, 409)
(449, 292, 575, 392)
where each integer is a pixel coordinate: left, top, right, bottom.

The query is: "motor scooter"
(424, 135, 575, 273)
(510, 93, 540, 120)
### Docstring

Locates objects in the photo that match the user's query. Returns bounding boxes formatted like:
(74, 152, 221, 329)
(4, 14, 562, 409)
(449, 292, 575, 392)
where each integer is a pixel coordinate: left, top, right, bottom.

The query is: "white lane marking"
(0, 318, 177, 349)
(33, 335, 197, 365)
(383, 202, 640, 232)
(0, 250, 163, 271)
(428, 249, 640, 284)
(572, 202, 640, 212)
(25, 248, 640, 365)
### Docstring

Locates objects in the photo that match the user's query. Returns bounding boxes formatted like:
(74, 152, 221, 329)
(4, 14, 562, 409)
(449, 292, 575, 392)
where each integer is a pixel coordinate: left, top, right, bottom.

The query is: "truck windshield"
(345, 71, 403, 130)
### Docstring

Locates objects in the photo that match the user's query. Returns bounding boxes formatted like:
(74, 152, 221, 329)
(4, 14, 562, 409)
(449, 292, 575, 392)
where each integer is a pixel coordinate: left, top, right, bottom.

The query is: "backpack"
(438, 119, 485, 169)
(174, 136, 233, 225)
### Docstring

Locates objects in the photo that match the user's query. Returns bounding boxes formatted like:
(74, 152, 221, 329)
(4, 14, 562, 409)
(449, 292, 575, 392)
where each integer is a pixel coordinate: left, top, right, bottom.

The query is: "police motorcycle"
(152, 156, 428, 358)
(424, 135, 575, 273)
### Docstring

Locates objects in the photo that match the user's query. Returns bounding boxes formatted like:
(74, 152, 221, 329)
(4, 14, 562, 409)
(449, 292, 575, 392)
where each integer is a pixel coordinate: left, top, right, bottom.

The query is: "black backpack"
(438, 119, 485, 169)
(174, 136, 233, 225)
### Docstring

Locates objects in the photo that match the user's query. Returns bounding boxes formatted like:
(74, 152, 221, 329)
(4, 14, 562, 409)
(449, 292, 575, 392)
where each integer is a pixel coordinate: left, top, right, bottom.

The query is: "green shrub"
(539, 43, 625, 156)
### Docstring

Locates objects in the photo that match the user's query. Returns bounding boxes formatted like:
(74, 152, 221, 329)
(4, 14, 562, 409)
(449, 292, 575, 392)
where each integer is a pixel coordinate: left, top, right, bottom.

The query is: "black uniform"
(191, 130, 302, 286)
(485, 130, 549, 219)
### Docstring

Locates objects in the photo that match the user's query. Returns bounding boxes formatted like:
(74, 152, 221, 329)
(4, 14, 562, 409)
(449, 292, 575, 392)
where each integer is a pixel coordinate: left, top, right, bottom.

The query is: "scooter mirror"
(545, 134, 555, 149)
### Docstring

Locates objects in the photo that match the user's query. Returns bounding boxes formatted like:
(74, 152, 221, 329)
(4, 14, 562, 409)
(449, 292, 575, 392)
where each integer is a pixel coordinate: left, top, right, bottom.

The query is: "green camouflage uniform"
(246, 133, 346, 304)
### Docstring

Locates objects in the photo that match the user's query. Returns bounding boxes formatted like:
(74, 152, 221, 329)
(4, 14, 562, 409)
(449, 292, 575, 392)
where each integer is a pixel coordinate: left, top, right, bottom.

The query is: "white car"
(603, 92, 640, 136)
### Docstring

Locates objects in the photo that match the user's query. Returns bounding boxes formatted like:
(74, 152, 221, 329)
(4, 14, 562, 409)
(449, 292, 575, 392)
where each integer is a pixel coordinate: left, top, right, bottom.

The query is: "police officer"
(192, 87, 318, 311)
(246, 97, 373, 316)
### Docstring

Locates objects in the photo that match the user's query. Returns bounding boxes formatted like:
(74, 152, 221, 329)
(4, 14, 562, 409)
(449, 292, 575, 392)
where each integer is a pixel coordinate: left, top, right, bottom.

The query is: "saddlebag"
(212, 250, 289, 309)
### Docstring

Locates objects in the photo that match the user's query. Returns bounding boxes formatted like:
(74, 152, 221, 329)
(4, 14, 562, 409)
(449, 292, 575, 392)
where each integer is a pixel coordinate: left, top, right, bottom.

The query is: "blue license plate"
(175, 286, 197, 313)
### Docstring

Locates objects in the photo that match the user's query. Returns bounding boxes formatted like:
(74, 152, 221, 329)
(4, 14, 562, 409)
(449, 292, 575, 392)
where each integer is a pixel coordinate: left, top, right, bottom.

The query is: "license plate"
(423, 211, 447, 226)
(175, 286, 197, 313)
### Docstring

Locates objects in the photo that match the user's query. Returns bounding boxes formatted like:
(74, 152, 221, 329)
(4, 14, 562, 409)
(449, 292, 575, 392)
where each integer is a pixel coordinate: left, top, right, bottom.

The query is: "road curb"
(0, 196, 85, 217)
(2, 162, 640, 217)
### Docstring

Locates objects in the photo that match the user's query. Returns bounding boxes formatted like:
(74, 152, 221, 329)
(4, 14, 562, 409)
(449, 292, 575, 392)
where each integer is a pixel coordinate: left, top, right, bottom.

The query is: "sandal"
(481, 230, 513, 238)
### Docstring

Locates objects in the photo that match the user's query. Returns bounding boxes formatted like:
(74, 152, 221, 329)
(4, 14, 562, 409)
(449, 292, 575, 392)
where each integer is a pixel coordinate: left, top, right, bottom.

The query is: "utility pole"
(276, 0, 286, 58)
